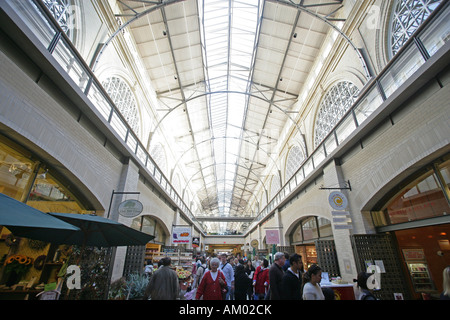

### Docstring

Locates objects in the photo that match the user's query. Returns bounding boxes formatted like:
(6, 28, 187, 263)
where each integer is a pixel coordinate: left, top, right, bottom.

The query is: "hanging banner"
(265, 229, 280, 244)
(172, 226, 191, 244)
(192, 237, 200, 248)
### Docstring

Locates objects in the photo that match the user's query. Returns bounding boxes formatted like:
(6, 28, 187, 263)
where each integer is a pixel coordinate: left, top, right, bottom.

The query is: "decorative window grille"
(285, 145, 304, 182)
(314, 81, 360, 148)
(102, 77, 140, 136)
(150, 143, 167, 176)
(390, 0, 442, 56)
(269, 173, 281, 201)
(43, 0, 75, 37)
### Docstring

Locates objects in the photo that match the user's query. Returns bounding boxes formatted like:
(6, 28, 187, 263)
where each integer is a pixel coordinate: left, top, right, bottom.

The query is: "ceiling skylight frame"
(198, 0, 263, 227)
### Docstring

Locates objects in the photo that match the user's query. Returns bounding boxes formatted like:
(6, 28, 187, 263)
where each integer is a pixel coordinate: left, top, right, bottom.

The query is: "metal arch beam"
(266, 0, 372, 80)
(147, 90, 306, 154)
(170, 135, 280, 182)
(91, 0, 185, 72)
(182, 162, 267, 211)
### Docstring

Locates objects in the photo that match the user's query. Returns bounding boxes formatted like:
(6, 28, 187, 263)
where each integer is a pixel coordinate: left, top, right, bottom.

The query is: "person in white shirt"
(302, 264, 325, 300)
(219, 253, 235, 300)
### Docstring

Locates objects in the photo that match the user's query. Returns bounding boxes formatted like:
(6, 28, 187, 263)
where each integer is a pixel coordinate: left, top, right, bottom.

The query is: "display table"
(321, 283, 355, 300)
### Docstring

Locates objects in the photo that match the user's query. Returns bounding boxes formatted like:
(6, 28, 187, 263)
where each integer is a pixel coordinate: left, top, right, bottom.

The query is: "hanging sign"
(250, 239, 259, 248)
(328, 191, 348, 210)
(192, 237, 200, 248)
(172, 226, 191, 244)
(118, 199, 143, 218)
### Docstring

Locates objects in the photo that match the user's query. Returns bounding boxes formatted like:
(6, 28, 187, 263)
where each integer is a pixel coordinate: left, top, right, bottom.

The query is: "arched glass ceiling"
(114, 0, 348, 234)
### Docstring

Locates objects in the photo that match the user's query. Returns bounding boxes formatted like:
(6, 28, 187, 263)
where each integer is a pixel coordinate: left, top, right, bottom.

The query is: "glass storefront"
(372, 157, 450, 227)
(0, 135, 87, 213)
(371, 154, 450, 299)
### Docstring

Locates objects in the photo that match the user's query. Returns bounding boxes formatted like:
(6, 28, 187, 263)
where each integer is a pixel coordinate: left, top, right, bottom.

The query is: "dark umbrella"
(0, 193, 80, 242)
(48, 212, 154, 247)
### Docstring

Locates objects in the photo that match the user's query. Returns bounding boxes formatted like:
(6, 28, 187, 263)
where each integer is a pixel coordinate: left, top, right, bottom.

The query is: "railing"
(4, 0, 204, 233)
(5, 0, 449, 236)
(248, 1, 450, 231)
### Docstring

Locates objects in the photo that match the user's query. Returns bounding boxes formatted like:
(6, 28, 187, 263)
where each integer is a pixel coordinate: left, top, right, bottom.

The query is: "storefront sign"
(402, 248, 425, 261)
(118, 199, 143, 218)
(172, 226, 191, 244)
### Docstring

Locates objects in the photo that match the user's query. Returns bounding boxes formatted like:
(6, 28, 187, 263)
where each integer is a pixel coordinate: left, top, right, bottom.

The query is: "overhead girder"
(266, 0, 371, 80)
(182, 161, 269, 212)
(147, 90, 306, 154)
(91, 0, 186, 72)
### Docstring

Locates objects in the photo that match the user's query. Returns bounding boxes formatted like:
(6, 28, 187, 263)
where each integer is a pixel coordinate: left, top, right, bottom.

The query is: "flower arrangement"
(176, 268, 191, 280)
(4, 254, 33, 275)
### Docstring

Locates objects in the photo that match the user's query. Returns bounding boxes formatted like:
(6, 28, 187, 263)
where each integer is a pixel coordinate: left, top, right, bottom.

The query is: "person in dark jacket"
(234, 264, 252, 300)
(281, 253, 303, 300)
(269, 252, 285, 300)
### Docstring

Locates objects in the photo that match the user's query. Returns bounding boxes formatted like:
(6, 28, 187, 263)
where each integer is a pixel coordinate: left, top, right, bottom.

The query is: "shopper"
(441, 266, 450, 300)
(253, 258, 269, 300)
(193, 256, 207, 289)
(144, 257, 179, 300)
(268, 252, 286, 300)
(302, 264, 325, 300)
(281, 253, 303, 300)
(219, 253, 234, 300)
(355, 271, 377, 300)
(234, 264, 252, 300)
(245, 259, 256, 277)
(244, 259, 256, 300)
(282, 253, 290, 272)
(253, 256, 261, 269)
(195, 257, 228, 300)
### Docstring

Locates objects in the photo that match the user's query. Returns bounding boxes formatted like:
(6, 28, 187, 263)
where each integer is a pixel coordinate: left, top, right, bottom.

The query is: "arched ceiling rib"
(112, 0, 352, 234)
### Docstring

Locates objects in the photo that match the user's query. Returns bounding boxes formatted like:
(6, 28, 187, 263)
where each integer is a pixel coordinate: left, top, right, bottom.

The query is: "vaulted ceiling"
(114, 0, 346, 234)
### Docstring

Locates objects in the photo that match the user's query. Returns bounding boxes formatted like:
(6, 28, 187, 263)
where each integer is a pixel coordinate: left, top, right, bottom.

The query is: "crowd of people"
(142, 251, 450, 301)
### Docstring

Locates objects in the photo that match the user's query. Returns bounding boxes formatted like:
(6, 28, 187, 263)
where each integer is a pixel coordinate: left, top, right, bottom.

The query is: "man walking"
(281, 253, 303, 299)
(268, 252, 285, 300)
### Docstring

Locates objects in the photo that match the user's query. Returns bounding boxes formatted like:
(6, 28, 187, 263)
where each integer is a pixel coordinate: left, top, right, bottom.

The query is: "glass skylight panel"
(199, 0, 262, 232)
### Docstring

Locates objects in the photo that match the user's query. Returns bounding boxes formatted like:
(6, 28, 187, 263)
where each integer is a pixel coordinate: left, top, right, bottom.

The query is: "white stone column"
(109, 159, 140, 282)
(323, 161, 358, 283)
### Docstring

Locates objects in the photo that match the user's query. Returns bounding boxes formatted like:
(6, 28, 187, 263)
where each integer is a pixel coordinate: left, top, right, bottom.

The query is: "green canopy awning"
(0, 193, 80, 242)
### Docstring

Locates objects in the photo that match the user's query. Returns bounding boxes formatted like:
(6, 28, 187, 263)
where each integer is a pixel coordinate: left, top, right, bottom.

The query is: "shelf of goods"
(145, 243, 161, 263)
(152, 250, 193, 270)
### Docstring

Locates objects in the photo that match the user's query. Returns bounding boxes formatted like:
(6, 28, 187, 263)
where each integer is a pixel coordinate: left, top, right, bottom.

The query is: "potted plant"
(125, 273, 149, 300)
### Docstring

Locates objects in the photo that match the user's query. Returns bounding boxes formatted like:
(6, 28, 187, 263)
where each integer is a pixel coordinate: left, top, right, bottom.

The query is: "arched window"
(102, 77, 140, 136)
(390, 0, 442, 57)
(43, 0, 77, 39)
(150, 143, 168, 175)
(285, 145, 304, 182)
(269, 173, 281, 201)
(314, 81, 360, 148)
